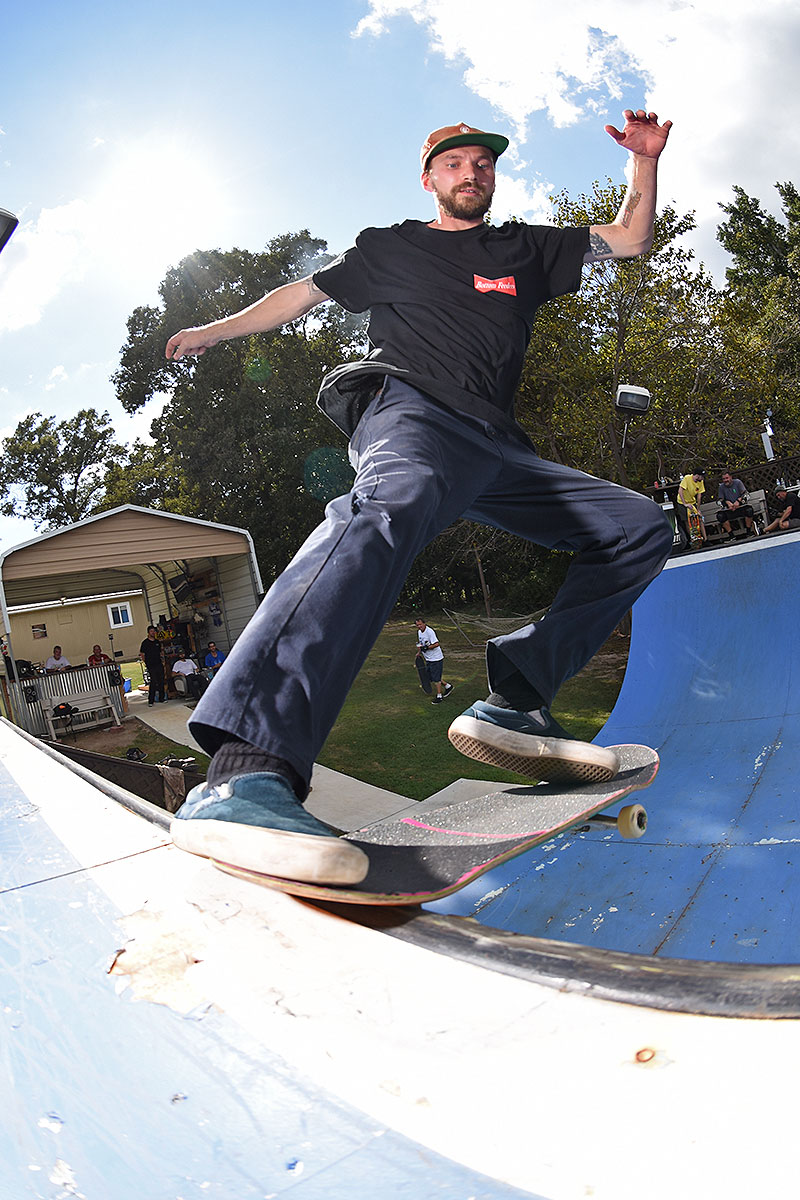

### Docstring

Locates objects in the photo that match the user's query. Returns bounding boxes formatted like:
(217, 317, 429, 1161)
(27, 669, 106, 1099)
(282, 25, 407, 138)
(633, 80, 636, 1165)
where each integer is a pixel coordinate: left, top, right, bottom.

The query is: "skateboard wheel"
(617, 804, 647, 839)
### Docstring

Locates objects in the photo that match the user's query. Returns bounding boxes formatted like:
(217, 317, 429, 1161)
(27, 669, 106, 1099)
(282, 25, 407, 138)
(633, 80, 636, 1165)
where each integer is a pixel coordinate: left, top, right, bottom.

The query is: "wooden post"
(473, 543, 492, 619)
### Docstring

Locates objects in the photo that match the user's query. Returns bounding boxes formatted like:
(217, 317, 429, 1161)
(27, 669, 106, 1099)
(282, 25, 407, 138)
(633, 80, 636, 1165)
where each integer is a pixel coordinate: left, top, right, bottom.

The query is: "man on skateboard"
(165, 110, 674, 887)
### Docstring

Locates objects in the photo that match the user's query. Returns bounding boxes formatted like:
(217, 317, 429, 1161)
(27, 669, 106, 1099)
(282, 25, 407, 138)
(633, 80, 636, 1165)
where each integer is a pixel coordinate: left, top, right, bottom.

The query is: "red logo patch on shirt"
(473, 274, 517, 296)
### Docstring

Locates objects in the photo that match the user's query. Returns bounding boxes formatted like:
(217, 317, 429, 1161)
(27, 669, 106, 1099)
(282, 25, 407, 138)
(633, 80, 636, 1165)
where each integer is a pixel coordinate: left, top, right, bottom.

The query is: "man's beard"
(433, 181, 493, 221)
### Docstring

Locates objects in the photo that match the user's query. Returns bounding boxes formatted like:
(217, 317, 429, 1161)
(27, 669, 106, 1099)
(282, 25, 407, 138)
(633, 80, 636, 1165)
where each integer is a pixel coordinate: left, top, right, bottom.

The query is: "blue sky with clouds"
(2, 0, 798, 550)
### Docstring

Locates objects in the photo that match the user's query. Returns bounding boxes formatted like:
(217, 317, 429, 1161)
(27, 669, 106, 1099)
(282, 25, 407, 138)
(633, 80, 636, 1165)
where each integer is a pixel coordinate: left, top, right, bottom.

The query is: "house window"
(107, 602, 133, 628)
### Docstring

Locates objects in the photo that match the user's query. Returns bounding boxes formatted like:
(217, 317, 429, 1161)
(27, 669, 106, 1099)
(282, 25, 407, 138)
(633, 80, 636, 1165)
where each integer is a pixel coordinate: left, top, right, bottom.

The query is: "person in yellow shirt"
(676, 470, 707, 548)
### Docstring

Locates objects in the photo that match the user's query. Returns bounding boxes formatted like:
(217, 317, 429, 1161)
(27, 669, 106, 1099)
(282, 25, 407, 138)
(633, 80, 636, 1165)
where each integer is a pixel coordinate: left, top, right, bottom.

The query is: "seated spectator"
(764, 488, 800, 534)
(171, 649, 208, 699)
(88, 643, 112, 666)
(45, 645, 71, 672)
(716, 471, 756, 539)
(204, 642, 226, 674)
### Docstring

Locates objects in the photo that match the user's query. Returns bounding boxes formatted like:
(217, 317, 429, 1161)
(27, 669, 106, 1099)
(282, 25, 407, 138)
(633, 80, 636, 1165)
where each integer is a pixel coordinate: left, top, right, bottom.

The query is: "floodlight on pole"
(615, 384, 652, 452)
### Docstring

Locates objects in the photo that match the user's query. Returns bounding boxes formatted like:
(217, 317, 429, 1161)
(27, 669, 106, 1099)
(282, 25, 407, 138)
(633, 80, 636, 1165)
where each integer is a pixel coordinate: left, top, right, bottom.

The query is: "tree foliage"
(0, 409, 125, 530)
(715, 181, 800, 457)
(514, 181, 748, 489)
(106, 231, 365, 580)
(7, 184, 798, 612)
(405, 181, 799, 609)
(717, 182, 799, 296)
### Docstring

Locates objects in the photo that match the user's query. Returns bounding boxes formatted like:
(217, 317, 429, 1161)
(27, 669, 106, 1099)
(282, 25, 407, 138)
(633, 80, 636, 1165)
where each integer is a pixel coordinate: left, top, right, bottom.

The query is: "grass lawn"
(71, 625, 628, 800)
(122, 659, 145, 689)
(318, 616, 629, 801)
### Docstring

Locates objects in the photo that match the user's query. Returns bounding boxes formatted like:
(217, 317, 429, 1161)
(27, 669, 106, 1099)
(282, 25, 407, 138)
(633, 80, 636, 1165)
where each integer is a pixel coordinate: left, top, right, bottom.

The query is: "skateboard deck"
(688, 508, 704, 545)
(213, 744, 659, 907)
(415, 653, 432, 694)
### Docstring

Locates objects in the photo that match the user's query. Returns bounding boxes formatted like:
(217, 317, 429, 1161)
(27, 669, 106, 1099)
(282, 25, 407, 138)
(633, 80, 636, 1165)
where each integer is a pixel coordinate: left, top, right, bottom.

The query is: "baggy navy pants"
(189, 379, 673, 789)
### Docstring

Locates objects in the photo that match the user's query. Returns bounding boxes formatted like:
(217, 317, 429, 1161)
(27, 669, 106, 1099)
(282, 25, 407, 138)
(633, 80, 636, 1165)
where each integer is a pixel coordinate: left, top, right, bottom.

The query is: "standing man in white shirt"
(415, 618, 453, 705)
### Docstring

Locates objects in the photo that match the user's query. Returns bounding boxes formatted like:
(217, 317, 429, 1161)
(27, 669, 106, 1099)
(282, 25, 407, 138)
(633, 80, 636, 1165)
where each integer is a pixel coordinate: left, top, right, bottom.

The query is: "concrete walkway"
(127, 685, 502, 831)
(126, 686, 205, 753)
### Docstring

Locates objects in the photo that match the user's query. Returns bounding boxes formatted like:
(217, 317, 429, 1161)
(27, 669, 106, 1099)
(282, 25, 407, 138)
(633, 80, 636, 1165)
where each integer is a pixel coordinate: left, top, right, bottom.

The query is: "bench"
(45, 690, 121, 740)
(699, 488, 768, 543)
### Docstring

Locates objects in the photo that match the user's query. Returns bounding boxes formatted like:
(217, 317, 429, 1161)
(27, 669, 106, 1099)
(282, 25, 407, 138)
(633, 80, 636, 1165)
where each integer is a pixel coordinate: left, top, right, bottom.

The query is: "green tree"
(100, 439, 199, 514)
(716, 182, 800, 456)
(108, 232, 366, 580)
(0, 409, 126, 530)
(405, 184, 770, 613)
(515, 182, 736, 489)
(716, 182, 799, 296)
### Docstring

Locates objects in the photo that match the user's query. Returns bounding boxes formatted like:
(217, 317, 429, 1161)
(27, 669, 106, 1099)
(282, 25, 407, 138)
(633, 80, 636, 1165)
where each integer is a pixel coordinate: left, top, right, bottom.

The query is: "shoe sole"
(171, 818, 369, 885)
(447, 715, 619, 783)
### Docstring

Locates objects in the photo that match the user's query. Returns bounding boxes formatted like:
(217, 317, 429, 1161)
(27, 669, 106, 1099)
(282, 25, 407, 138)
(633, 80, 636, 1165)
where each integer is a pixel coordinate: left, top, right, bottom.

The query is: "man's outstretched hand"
(605, 109, 672, 159)
(165, 327, 219, 360)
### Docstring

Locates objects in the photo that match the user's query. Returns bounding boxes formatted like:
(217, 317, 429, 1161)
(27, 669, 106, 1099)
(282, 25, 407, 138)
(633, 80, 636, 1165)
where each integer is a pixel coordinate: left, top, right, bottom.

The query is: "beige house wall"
(8, 593, 148, 665)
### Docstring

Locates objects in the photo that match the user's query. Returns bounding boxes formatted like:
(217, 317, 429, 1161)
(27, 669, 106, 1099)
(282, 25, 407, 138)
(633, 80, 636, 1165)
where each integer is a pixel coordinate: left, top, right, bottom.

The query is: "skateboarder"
(165, 110, 674, 886)
(415, 618, 453, 704)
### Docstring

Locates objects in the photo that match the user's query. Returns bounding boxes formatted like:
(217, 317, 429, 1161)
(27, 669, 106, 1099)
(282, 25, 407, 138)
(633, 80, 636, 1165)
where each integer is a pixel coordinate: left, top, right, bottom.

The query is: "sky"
(1, 0, 798, 552)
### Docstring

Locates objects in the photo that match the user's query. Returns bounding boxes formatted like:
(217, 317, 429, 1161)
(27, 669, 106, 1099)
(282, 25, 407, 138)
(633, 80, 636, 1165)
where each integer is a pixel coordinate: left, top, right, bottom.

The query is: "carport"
(0, 505, 264, 736)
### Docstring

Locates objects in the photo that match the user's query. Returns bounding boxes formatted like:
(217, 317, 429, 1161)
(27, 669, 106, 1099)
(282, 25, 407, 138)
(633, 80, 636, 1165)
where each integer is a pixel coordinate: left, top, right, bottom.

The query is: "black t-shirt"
(139, 638, 163, 671)
(312, 219, 589, 437)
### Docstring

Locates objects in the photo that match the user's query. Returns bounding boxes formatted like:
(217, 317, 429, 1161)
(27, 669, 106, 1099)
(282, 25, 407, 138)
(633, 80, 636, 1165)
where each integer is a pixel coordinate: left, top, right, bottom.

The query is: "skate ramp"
(430, 533, 800, 963)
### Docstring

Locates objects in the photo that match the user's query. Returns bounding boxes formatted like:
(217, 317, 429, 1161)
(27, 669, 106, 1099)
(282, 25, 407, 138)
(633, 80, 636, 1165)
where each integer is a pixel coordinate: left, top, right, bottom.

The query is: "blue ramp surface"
(432, 535, 800, 964)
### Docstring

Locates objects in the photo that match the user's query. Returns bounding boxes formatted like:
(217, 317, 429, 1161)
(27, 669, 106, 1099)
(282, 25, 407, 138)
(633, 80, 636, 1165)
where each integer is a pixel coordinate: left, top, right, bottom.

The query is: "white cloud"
(45, 365, 68, 390)
(0, 134, 232, 335)
(355, 0, 663, 133)
(0, 199, 92, 332)
(356, 0, 800, 272)
(492, 171, 553, 225)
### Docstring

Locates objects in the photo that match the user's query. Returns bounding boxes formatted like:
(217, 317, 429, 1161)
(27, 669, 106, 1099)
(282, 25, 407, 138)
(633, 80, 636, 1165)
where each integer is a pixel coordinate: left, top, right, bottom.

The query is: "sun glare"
(92, 136, 230, 282)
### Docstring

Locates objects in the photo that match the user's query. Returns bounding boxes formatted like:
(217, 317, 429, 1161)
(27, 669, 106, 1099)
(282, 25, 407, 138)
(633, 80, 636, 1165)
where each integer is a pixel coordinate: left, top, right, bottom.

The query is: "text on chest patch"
(473, 274, 517, 296)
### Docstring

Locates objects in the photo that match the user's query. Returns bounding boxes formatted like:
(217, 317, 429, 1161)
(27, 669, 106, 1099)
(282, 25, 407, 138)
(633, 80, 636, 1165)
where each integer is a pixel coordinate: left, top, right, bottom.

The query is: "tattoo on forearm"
(589, 232, 614, 259)
(303, 276, 322, 299)
(621, 188, 642, 229)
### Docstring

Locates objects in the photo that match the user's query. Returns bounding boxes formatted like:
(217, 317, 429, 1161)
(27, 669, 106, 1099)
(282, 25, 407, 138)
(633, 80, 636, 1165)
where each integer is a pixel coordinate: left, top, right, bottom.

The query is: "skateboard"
(415, 652, 432, 694)
(213, 744, 659, 907)
(688, 507, 704, 546)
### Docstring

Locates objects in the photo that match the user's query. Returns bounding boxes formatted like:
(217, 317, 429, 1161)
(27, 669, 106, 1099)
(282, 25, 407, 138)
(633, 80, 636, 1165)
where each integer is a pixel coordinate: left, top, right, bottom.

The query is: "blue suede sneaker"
(447, 701, 619, 784)
(171, 772, 369, 885)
